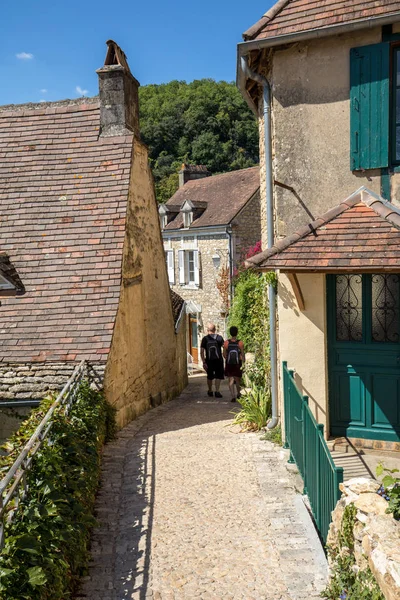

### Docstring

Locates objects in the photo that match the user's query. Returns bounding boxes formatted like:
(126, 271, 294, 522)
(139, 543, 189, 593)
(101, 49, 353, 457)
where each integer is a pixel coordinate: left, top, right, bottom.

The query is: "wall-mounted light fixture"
(212, 253, 221, 269)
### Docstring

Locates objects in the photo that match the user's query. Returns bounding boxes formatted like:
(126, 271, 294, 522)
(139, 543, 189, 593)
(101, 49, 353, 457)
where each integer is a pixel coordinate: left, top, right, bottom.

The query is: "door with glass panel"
(188, 314, 199, 364)
(327, 274, 400, 441)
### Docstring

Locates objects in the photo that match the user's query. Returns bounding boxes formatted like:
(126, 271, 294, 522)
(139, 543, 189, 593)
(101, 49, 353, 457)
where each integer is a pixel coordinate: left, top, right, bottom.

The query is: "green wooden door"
(327, 274, 400, 441)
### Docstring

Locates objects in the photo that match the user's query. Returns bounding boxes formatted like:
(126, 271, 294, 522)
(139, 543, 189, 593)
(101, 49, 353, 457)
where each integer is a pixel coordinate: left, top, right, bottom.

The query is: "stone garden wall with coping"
(0, 362, 106, 401)
(327, 477, 400, 600)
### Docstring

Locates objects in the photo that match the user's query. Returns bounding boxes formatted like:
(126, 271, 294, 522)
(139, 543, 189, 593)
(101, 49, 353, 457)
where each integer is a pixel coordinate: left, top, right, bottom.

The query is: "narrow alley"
(77, 376, 327, 600)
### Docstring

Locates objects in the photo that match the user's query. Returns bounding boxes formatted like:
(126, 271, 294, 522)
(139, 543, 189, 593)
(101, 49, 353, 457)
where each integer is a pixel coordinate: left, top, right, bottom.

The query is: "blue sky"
(0, 0, 273, 106)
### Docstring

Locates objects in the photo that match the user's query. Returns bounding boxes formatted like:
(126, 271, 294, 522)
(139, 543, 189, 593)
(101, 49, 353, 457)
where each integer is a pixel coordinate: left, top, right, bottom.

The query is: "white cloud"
(16, 52, 34, 60)
(39, 99, 46, 103)
(40, 88, 47, 94)
(76, 85, 88, 96)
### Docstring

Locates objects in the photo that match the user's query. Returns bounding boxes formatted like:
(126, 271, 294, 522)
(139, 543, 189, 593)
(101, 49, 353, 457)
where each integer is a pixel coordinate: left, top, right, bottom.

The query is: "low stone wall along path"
(77, 376, 327, 600)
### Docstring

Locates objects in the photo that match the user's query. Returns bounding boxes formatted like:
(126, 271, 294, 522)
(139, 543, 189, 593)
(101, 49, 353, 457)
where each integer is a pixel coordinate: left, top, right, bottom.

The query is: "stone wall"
(232, 190, 262, 259)
(327, 477, 400, 600)
(0, 362, 106, 401)
(167, 199, 262, 344)
(169, 234, 230, 338)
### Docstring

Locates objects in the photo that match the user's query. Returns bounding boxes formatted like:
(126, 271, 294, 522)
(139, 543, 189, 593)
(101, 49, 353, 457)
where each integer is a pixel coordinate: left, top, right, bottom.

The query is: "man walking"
(200, 323, 224, 398)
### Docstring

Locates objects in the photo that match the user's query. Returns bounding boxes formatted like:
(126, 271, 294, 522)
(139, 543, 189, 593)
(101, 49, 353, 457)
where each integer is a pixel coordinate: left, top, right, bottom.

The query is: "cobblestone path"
(77, 376, 327, 600)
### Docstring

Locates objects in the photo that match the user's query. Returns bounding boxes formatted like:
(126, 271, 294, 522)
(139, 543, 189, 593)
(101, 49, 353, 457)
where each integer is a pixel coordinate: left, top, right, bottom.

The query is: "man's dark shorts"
(206, 360, 224, 380)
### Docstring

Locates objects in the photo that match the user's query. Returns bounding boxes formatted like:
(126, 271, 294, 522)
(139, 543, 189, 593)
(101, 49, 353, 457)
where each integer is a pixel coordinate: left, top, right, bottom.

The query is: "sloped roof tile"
(244, 0, 400, 42)
(0, 98, 133, 362)
(164, 167, 259, 230)
(170, 289, 185, 328)
(246, 188, 400, 271)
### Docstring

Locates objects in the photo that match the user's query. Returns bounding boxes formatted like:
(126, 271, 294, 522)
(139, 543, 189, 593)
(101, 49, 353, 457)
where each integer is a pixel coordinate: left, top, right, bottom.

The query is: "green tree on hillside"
(138, 79, 259, 202)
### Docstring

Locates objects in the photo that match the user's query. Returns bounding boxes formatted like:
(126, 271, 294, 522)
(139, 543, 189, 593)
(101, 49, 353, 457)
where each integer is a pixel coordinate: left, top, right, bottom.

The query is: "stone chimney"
(178, 164, 212, 187)
(96, 40, 140, 137)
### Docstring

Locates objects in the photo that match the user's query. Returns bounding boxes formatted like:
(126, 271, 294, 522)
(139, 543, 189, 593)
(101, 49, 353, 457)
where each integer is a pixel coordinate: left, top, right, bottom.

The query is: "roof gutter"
(237, 12, 400, 114)
(240, 56, 278, 431)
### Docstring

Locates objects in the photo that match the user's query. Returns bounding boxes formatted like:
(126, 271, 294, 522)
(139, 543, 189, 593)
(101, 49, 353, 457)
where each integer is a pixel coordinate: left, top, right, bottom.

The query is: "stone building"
(160, 165, 261, 362)
(0, 40, 187, 428)
(238, 1, 400, 446)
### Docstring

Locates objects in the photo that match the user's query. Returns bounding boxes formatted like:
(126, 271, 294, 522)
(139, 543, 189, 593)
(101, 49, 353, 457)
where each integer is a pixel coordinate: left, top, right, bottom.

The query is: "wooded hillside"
(138, 79, 259, 203)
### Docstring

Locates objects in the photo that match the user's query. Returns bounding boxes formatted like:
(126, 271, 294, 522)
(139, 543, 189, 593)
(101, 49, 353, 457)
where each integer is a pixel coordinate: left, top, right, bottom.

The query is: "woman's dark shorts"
(225, 364, 243, 378)
(206, 360, 224, 380)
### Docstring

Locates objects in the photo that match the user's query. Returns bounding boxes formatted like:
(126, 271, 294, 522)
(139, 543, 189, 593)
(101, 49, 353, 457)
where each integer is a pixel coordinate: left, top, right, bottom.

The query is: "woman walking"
(223, 326, 245, 402)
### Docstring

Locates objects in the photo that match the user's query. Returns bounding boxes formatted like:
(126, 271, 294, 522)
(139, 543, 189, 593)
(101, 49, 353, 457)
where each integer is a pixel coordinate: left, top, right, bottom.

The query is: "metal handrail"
(283, 361, 344, 542)
(0, 359, 92, 546)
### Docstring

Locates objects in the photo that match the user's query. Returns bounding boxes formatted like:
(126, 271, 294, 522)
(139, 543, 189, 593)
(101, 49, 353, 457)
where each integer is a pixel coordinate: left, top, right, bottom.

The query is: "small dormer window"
(158, 206, 169, 230)
(0, 275, 15, 291)
(183, 211, 193, 228)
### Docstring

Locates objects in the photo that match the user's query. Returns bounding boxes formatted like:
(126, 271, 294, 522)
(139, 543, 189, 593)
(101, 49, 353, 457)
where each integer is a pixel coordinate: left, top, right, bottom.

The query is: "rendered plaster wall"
(168, 234, 230, 340)
(258, 27, 382, 242)
(104, 138, 187, 428)
(277, 272, 329, 434)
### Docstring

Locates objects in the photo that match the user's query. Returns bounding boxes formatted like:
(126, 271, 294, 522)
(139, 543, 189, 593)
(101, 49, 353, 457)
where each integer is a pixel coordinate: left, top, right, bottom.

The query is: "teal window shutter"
(350, 43, 389, 170)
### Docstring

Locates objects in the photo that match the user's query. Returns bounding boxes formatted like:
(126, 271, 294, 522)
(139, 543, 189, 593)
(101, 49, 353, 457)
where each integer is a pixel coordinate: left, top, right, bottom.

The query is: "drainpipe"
(240, 56, 278, 430)
(227, 225, 234, 340)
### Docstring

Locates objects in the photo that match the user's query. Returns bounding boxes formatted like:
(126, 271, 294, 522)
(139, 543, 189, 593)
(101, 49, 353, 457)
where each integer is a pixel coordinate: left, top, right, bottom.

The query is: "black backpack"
(206, 336, 221, 361)
(227, 340, 241, 365)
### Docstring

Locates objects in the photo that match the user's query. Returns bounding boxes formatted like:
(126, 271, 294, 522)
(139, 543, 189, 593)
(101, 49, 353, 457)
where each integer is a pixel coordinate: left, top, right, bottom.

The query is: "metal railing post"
(302, 396, 308, 495)
(335, 466, 344, 502)
(316, 423, 324, 534)
(287, 368, 295, 464)
(282, 361, 289, 449)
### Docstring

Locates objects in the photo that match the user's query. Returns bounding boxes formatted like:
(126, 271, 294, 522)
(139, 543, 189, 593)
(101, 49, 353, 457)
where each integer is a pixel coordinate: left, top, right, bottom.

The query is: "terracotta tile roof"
(170, 289, 185, 328)
(243, 0, 400, 42)
(0, 99, 133, 362)
(246, 188, 400, 272)
(0, 253, 25, 295)
(164, 167, 259, 230)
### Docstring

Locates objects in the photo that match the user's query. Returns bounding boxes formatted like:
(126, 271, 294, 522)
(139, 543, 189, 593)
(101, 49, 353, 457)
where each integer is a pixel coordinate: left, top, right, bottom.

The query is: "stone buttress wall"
(104, 137, 187, 428)
(232, 190, 262, 258)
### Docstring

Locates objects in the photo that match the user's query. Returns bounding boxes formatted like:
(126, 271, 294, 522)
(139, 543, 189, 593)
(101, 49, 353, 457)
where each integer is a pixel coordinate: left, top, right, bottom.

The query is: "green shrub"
(0, 381, 115, 600)
(229, 270, 274, 353)
(376, 463, 400, 520)
(229, 268, 276, 393)
(231, 377, 271, 432)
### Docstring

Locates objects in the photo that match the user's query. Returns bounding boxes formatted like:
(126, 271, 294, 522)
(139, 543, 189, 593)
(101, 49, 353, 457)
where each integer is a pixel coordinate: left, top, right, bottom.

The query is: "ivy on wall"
(228, 241, 276, 390)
